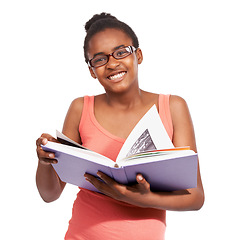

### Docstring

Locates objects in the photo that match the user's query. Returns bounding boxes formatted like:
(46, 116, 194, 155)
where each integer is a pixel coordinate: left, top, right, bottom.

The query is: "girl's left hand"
(84, 171, 152, 207)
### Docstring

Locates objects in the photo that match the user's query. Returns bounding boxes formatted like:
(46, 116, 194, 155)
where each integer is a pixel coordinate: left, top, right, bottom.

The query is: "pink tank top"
(65, 95, 173, 240)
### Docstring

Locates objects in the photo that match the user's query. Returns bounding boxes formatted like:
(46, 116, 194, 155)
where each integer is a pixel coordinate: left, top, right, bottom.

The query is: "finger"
(38, 152, 58, 165)
(36, 145, 57, 165)
(37, 147, 55, 159)
(84, 172, 117, 192)
(84, 173, 106, 190)
(36, 137, 48, 147)
(36, 134, 58, 146)
(46, 136, 58, 143)
(39, 158, 58, 165)
(84, 173, 95, 183)
(136, 174, 150, 192)
(96, 171, 116, 185)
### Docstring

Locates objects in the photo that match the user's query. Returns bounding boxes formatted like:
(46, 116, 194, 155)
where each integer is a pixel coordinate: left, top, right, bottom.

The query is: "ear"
(136, 48, 143, 65)
(88, 66, 97, 79)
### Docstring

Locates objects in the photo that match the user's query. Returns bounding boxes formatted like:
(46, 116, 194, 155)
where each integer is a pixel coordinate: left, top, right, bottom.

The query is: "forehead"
(87, 28, 133, 56)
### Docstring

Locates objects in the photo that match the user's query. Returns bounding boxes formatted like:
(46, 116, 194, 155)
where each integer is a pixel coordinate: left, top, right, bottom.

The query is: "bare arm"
(36, 97, 84, 202)
(85, 96, 205, 211)
(36, 135, 66, 203)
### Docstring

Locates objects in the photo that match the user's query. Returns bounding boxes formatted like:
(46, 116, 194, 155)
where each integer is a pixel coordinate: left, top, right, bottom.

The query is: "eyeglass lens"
(90, 46, 134, 68)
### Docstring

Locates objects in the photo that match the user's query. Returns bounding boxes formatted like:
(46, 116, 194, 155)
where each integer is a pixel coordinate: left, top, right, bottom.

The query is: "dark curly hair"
(84, 13, 139, 63)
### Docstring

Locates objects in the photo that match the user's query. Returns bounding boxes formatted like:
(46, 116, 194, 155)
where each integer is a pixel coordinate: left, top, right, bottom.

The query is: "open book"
(42, 104, 198, 192)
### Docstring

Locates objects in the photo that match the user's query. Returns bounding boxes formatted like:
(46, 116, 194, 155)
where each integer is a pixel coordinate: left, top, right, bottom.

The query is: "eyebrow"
(113, 44, 125, 50)
(92, 45, 126, 58)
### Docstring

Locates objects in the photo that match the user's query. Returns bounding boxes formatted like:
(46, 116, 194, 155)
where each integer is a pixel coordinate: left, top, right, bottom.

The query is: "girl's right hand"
(36, 133, 59, 165)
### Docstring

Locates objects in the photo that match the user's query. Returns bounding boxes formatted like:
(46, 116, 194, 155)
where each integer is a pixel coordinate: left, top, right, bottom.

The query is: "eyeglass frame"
(87, 45, 137, 68)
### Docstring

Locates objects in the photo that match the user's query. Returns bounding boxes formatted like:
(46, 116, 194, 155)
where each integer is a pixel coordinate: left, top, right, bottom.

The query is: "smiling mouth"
(107, 71, 126, 81)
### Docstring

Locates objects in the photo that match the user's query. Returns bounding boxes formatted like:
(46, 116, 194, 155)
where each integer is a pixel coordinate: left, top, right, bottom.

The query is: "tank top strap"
(158, 94, 173, 140)
(79, 95, 92, 132)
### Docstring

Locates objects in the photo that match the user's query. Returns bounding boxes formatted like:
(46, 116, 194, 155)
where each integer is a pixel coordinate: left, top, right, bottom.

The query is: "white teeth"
(108, 72, 126, 80)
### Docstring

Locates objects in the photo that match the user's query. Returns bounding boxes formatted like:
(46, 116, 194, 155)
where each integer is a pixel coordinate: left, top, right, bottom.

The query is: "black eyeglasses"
(88, 46, 137, 68)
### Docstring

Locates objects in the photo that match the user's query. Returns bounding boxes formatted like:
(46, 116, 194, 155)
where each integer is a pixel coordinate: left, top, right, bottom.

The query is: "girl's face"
(87, 28, 143, 94)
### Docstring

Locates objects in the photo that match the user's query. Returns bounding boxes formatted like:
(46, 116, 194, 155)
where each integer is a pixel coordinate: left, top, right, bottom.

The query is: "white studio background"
(1, 1, 231, 239)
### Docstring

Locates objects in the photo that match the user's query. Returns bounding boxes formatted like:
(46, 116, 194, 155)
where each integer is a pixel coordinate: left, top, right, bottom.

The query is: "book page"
(116, 104, 174, 164)
(43, 141, 114, 167)
(125, 146, 191, 160)
(121, 150, 195, 167)
(56, 130, 90, 150)
(125, 129, 156, 157)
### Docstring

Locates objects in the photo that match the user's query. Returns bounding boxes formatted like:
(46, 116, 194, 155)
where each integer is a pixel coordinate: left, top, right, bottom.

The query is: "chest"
(94, 106, 156, 140)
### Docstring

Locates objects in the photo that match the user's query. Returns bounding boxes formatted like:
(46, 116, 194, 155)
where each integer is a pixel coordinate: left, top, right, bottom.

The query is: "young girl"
(36, 13, 204, 240)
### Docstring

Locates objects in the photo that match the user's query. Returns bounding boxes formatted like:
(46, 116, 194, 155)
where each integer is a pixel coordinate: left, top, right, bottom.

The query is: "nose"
(106, 55, 120, 69)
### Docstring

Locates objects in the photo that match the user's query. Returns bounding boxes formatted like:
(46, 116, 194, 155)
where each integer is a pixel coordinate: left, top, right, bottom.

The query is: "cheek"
(125, 55, 138, 75)
(92, 68, 104, 79)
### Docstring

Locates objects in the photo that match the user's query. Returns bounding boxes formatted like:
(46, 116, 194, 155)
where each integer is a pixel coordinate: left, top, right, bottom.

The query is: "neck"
(105, 87, 144, 110)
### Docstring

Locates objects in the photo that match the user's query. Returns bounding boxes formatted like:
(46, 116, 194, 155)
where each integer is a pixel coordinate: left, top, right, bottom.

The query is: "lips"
(107, 71, 126, 81)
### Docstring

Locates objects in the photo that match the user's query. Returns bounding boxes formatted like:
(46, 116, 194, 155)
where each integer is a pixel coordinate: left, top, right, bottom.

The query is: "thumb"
(136, 174, 150, 192)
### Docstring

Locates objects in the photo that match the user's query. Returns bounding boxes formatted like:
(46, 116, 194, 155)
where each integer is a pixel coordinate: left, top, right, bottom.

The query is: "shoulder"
(69, 97, 85, 112)
(66, 97, 85, 125)
(169, 95, 190, 116)
(169, 95, 193, 132)
(169, 95, 197, 150)
(62, 97, 85, 142)
(169, 95, 188, 107)
(170, 95, 194, 135)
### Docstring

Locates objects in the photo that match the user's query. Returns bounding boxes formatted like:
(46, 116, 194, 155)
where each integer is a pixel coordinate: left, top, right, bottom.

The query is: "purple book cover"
(42, 144, 198, 192)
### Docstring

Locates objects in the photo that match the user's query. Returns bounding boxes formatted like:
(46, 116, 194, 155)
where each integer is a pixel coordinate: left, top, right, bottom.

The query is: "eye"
(92, 55, 107, 64)
(116, 49, 128, 56)
(114, 47, 131, 58)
